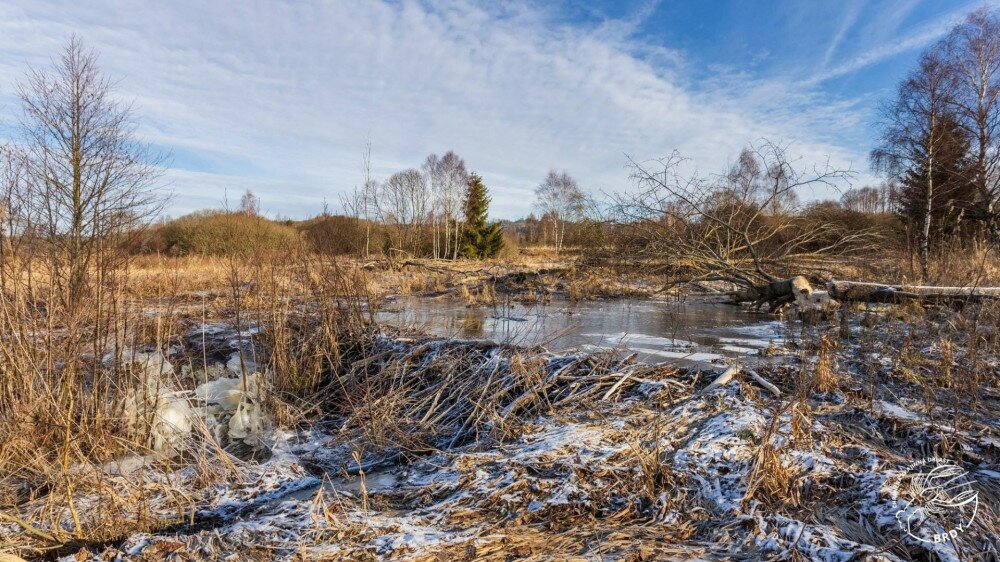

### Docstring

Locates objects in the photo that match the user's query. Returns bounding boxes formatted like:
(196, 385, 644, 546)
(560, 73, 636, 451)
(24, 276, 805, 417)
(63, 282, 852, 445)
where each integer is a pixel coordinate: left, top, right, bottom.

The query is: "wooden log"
(746, 368, 781, 396)
(699, 366, 740, 394)
(827, 280, 1000, 305)
(733, 275, 813, 311)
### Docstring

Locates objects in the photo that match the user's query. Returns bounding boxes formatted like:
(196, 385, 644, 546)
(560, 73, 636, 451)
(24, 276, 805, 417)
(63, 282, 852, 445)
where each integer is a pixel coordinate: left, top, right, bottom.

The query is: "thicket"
(155, 211, 299, 256)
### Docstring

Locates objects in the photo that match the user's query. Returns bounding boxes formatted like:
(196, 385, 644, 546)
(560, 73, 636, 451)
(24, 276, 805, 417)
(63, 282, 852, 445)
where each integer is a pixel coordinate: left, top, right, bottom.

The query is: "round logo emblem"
(890, 458, 979, 544)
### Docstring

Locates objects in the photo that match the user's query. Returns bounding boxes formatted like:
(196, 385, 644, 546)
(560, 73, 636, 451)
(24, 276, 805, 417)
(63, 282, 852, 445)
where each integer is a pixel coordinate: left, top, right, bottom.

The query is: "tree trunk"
(732, 275, 813, 310)
(920, 110, 934, 282)
(827, 280, 1000, 305)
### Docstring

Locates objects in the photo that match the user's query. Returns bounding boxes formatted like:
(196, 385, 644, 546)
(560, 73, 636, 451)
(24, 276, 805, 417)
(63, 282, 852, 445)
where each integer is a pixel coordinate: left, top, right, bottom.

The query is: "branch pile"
(330, 334, 690, 452)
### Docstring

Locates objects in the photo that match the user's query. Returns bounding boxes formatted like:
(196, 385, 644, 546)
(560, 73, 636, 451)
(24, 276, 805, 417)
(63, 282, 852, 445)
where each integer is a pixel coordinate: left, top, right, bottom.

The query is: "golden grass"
(0, 245, 379, 556)
(4, 237, 1000, 558)
(813, 335, 839, 393)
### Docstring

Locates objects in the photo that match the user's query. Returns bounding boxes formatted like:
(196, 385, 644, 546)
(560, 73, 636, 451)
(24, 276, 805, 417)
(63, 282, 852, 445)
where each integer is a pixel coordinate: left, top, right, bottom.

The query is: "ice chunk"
(105, 349, 174, 386)
(194, 373, 269, 443)
(195, 373, 262, 413)
(228, 399, 267, 441)
(226, 352, 259, 375)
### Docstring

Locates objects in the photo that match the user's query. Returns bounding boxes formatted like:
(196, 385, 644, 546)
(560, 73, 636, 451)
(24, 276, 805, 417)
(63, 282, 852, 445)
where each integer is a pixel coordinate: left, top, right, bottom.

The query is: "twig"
(0, 510, 63, 546)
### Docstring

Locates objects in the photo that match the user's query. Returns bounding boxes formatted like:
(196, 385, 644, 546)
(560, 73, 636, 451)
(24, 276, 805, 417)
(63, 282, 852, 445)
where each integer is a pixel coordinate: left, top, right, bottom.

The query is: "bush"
(565, 218, 607, 250)
(798, 202, 902, 251)
(300, 215, 374, 256)
(158, 211, 299, 256)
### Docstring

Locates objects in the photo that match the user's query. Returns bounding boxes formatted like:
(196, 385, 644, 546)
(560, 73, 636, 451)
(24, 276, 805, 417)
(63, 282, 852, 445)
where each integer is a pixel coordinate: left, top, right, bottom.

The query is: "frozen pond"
(377, 296, 791, 364)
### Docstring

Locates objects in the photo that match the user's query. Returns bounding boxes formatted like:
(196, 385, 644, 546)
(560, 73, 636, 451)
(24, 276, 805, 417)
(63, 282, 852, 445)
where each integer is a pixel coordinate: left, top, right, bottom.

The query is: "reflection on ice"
(378, 297, 790, 363)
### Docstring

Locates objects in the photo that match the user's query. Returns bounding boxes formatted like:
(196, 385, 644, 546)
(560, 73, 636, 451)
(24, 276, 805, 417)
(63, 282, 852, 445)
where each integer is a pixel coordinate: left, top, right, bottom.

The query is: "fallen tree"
(614, 140, 877, 311)
(733, 275, 814, 310)
(828, 280, 1000, 305)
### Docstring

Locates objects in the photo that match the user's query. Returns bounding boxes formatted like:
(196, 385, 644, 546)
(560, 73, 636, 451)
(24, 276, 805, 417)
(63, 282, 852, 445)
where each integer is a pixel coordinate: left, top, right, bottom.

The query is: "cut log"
(733, 275, 813, 311)
(827, 280, 1000, 305)
(401, 259, 466, 274)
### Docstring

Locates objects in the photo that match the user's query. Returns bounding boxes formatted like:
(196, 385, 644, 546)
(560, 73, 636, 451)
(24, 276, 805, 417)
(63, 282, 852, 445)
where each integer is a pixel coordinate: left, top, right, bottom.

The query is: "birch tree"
(381, 168, 428, 256)
(535, 171, 584, 254)
(872, 51, 959, 280)
(423, 151, 467, 260)
(945, 8, 1000, 243)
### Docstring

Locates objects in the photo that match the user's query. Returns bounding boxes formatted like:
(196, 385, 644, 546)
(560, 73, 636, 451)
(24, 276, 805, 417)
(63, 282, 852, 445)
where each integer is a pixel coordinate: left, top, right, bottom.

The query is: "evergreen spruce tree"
(897, 114, 979, 242)
(460, 173, 504, 259)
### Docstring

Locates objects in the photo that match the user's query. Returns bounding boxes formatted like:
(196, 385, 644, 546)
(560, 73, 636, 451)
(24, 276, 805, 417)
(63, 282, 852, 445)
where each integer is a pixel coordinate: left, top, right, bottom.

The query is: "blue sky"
(0, 0, 991, 219)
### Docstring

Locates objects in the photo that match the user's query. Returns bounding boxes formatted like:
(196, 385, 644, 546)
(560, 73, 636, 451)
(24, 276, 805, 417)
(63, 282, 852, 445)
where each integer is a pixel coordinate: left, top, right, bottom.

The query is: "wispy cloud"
(808, 1, 990, 85)
(0, 0, 935, 218)
(821, 2, 863, 69)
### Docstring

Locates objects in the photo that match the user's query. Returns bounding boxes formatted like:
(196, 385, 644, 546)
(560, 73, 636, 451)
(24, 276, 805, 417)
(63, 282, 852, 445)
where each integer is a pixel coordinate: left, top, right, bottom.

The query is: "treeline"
(871, 8, 1000, 279)
(141, 154, 606, 260)
(135, 167, 903, 266)
(139, 172, 507, 260)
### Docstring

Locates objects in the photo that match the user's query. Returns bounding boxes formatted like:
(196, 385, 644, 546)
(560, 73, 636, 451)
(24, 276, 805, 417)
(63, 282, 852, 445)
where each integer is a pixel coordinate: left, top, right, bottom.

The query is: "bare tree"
(872, 51, 958, 280)
(840, 186, 888, 214)
(725, 146, 800, 215)
(17, 35, 165, 312)
(423, 151, 468, 260)
(240, 189, 260, 216)
(423, 153, 441, 258)
(361, 139, 375, 258)
(535, 170, 584, 254)
(380, 168, 428, 256)
(945, 8, 1000, 243)
(0, 145, 35, 293)
(616, 140, 865, 308)
(726, 147, 762, 200)
(0, 36, 167, 439)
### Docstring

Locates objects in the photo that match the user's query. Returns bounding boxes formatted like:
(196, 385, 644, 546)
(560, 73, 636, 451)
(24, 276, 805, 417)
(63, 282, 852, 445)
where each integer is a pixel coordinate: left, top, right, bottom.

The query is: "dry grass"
(813, 335, 840, 393)
(0, 242, 380, 556)
(331, 337, 685, 452)
(5, 236, 1000, 559)
(743, 405, 802, 510)
(11, 295, 1000, 560)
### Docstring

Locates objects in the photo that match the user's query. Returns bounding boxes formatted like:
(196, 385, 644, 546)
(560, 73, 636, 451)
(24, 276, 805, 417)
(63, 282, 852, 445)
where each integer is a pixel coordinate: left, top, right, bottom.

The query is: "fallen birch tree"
(613, 140, 877, 310)
(827, 280, 1000, 305)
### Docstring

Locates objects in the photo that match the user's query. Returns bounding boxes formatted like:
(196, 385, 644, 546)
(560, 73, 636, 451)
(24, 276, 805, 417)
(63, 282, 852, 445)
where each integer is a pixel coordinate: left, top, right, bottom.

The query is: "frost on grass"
(13, 308, 1000, 561)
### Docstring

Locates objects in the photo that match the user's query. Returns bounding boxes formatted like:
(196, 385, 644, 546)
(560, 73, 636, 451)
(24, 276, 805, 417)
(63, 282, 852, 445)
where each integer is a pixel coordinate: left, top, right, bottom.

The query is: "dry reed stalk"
(813, 335, 839, 393)
(743, 403, 801, 509)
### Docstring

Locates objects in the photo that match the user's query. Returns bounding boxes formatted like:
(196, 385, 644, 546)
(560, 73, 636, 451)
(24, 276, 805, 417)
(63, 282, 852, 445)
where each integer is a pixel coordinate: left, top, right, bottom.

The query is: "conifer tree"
(460, 173, 504, 259)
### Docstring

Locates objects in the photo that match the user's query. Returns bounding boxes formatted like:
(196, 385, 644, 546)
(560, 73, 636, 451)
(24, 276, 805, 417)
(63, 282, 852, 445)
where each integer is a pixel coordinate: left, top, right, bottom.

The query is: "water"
(282, 297, 791, 507)
(377, 296, 790, 364)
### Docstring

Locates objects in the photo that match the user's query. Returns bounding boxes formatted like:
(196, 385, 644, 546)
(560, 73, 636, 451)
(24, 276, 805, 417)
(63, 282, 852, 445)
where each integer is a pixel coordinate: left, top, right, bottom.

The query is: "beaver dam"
(3, 295, 1000, 561)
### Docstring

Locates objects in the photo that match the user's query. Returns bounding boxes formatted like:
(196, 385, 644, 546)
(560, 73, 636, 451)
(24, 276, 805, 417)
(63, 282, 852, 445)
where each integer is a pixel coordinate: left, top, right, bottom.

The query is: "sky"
(0, 0, 991, 219)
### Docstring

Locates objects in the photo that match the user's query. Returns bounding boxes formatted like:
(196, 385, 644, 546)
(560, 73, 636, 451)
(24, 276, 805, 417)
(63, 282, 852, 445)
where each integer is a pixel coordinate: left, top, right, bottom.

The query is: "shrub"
(159, 211, 299, 256)
(300, 215, 374, 256)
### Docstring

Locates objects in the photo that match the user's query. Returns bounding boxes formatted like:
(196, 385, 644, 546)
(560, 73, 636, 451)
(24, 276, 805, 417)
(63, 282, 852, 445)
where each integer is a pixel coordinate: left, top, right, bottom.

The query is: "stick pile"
(331, 334, 690, 451)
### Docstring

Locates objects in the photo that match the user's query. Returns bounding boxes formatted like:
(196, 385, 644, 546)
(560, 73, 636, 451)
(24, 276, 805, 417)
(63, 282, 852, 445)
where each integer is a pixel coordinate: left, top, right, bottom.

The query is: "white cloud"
(821, 2, 863, 69)
(808, 0, 1000, 85)
(0, 0, 949, 218)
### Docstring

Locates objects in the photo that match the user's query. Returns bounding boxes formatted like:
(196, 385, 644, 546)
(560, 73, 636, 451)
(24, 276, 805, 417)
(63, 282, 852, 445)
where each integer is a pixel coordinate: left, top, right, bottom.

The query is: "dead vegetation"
(2, 25, 1000, 562)
(1, 295, 996, 561)
(328, 335, 685, 453)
